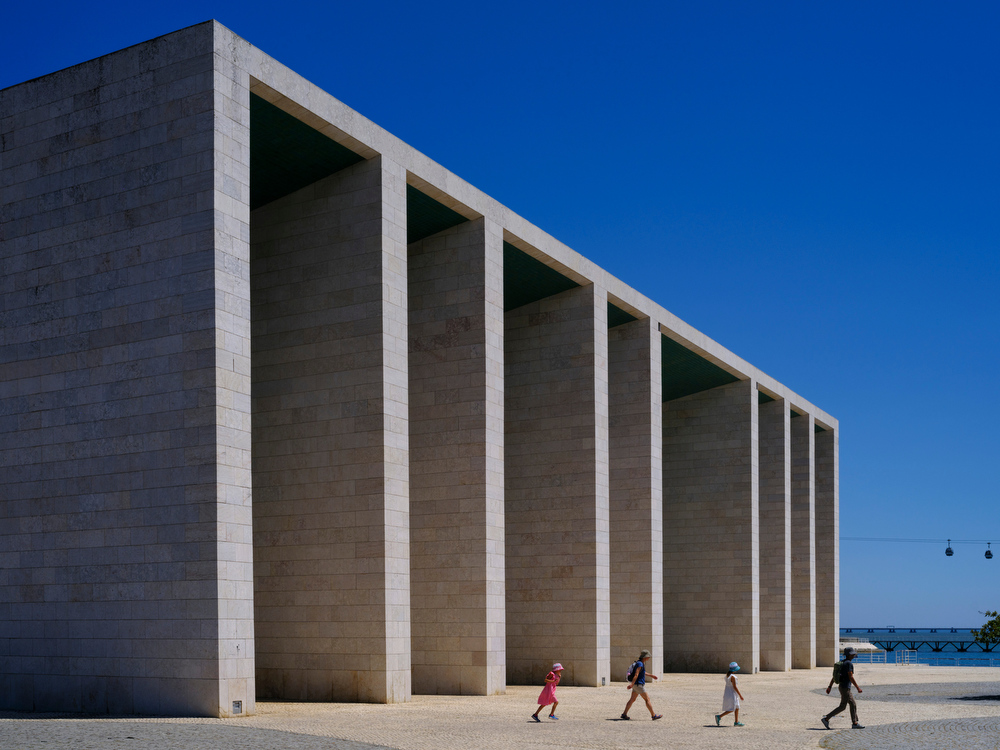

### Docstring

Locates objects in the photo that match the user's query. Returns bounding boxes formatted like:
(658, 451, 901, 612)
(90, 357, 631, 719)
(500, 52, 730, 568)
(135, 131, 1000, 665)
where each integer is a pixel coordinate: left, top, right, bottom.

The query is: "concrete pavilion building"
(0, 21, 839, 717)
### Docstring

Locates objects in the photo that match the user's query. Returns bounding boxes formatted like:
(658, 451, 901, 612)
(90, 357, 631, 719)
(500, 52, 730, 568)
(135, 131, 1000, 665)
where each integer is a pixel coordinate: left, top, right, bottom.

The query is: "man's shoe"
(852, 724, 865, 729)
(821, 717, 830, 729)
(620, 713, 630, 720)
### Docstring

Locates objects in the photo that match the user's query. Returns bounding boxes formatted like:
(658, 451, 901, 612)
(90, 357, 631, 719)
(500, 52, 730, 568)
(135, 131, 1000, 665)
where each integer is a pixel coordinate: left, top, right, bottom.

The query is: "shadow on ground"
(0, 718, 392, 750)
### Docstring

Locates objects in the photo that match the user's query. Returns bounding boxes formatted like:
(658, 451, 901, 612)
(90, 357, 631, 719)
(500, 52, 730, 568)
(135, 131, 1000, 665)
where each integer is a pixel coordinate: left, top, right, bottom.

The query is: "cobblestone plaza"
(1, 21, 838, 717)
(3, 667, 1000, 750)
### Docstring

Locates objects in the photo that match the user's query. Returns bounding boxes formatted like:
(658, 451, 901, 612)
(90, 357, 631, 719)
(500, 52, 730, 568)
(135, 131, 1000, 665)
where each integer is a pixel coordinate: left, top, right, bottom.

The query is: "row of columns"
(248, 156, 837, 702)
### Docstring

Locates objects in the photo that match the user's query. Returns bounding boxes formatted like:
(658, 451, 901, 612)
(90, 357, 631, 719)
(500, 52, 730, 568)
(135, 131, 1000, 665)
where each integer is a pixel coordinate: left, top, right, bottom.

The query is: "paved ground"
(3, 665, 1000, 750)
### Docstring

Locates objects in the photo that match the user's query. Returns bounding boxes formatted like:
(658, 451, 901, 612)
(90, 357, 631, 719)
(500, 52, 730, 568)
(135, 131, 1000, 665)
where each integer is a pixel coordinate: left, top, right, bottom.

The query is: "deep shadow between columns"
(661, 376, 759, 673)
(504, 284, 610, 688)
(407, 218, 506, 696)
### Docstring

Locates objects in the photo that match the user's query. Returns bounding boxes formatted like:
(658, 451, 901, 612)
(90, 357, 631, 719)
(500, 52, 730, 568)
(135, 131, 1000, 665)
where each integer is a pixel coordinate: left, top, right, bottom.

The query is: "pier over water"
(842, 627, 997, 653)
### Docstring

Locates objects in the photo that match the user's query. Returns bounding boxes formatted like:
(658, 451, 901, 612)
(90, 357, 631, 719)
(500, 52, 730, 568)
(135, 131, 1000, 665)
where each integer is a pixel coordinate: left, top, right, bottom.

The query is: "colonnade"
(249, 155, 839, 701)
(0, 21, 838, 717)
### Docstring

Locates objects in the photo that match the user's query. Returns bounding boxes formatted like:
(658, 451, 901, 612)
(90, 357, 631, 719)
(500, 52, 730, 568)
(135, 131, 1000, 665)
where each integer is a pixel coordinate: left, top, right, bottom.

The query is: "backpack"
(832, 660, 844, 683)
(626, 660, 642, 682)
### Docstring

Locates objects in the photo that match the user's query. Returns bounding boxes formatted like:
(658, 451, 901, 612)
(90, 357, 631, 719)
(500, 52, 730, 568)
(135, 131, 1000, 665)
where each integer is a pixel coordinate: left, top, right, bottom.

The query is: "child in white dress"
(715, 661, 746, 727)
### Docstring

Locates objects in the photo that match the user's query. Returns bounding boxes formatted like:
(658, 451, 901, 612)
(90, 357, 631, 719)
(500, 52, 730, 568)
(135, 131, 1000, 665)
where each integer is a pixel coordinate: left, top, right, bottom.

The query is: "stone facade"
(0, 21, 839, 717)
(0, 23, 254, 716)
(758, 398, 791, 672)
(408, 218, 505, 696)
(791, 414, 817, 669)
(662, 379, 760, 673)
(250, 157, 410, 703)
(608, 320, 663, 672)
(504, 285, 610, 688)
(815, 428, 839, 667)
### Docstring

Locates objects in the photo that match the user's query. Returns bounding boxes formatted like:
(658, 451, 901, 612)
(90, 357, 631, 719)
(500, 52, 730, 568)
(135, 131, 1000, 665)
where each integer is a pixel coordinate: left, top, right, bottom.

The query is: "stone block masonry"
(815, 427, 839, 667)
(609, 318, 663, 671)
(791, 413, 817, 669)
(250, 156, 410, 704)
(758, 398, 791, 672)
(0, 20, 838, 715)
(504, 285, 610, 688)
(0, 22, 254, 717)
(662, 379, 760, 673)
(408, 218, 505, 696)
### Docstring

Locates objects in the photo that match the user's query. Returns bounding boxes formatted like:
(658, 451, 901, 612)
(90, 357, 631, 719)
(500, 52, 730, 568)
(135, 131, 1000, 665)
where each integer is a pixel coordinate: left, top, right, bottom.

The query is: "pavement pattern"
(820, 718, 1000, 750)
(2, 665, 999, 750)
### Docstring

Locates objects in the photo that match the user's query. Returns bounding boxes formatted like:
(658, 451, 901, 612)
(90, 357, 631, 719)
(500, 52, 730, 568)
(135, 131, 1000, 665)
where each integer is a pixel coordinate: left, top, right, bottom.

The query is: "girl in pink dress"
(531, 663, 564, 721)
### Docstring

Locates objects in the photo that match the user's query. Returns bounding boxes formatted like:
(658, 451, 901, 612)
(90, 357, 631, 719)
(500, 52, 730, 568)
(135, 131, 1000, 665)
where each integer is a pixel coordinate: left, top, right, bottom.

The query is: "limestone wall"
(791, 414, 817, 669)
(759, 399, 791, 671)
(662, 380, 760, 673)
(408, 218, 505, 695)
(0, 21, 254, 716)
(608, 319, 663, 672)
(0, 20, 840, 714)
(504, 285, 610, 687)
(815, 428, 839, 667)
(250, 157, 411, 703)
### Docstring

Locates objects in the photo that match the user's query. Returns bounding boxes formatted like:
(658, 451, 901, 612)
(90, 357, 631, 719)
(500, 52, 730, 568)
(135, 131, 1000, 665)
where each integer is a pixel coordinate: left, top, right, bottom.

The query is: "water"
(841, 627, 1000, 667)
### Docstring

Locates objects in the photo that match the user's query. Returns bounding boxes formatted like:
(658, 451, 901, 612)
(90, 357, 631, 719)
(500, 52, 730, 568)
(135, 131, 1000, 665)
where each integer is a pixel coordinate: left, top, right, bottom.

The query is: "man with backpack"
(621, 650, 662, 721)
(821, 646, 864, 729)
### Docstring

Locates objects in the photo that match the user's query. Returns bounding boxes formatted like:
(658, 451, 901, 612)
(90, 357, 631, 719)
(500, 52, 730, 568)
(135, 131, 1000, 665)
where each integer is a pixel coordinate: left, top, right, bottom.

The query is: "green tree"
(972, 611, 1000, 645)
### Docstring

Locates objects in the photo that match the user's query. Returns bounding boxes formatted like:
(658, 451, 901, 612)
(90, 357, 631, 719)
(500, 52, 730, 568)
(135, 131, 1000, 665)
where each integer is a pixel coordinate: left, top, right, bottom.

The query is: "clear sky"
(3, 1, 998, 627)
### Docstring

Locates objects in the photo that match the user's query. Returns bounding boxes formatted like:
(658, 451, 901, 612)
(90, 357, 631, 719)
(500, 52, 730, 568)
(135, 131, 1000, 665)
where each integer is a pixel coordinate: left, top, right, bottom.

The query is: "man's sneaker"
(821, 717, 830, 729)
(620, 713, 630, 720)
(852, 724, 866, 729)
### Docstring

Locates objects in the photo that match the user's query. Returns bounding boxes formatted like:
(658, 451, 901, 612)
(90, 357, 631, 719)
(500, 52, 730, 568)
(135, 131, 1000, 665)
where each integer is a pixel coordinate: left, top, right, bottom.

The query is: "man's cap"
(844, 646, 857, 657)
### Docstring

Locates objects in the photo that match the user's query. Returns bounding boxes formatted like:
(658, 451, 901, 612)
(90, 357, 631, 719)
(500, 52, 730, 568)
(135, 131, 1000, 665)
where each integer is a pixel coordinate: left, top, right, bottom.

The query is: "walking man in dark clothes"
(821, 646, 864, 730)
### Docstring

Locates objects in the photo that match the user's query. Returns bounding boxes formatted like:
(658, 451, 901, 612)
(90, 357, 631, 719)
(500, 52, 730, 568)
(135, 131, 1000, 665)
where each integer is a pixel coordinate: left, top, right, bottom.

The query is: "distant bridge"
(842, 628, 997, 653)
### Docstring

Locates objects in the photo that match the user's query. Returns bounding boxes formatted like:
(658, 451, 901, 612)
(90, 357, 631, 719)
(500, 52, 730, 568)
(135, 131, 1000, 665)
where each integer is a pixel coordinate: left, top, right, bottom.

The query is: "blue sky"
(3, 1, 998, 627)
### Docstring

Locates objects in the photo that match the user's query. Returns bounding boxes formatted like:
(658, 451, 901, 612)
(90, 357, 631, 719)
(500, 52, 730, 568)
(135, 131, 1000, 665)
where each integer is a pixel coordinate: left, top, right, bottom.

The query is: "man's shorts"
(632, 684, 647, 694)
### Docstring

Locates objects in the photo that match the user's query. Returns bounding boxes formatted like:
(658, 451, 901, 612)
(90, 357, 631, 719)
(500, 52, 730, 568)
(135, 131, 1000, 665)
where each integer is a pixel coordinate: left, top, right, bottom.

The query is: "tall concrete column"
(505, 284, 610, 687)
(0, 21, 254, 717)
(815, 427, 839, 667)
(758, 398, 791, 671)
(790, 413, 816, 669)
(251, 155, 411, 703)
(609, 318, 663, 672)
(407, 217, 505, 695)
(662, 379, 759, 673)
(213, 26, 257, 720)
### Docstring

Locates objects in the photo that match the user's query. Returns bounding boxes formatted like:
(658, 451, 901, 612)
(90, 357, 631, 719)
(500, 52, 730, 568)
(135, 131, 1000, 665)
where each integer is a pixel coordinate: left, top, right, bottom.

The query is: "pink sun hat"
(552, 663, 564, 671)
